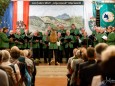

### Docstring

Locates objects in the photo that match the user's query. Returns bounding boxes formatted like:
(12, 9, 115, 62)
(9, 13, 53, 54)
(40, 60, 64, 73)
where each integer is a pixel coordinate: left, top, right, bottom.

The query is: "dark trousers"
(49, 49, 58, 64)
(58, 49, 63, 63)
(40, 44, 43, 58)
(73, 41, 79, 48)
(43, 47, 49, 63)
(65, 47, 73, 62)
(33, 48, 40, 60)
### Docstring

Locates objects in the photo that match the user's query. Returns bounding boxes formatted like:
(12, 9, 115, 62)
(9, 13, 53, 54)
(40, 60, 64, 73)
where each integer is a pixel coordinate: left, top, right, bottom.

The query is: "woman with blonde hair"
(70, 49, 84, 86)
(1, 50, 21, 85)
(0, 51, 9, 86)
(48, 26, 59, 65)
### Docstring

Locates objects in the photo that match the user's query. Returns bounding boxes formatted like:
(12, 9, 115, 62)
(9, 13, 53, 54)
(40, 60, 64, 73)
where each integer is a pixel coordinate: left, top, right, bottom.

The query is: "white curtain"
(84, 0, 93, 35)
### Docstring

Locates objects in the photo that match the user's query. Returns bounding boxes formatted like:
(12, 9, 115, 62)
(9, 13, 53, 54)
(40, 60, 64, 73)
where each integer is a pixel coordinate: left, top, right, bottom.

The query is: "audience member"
(78, 43, 108, 86)
(27, 49, 37, 86)
(67, 48, 78, 86)
(1, 50, 21, 83)
(92, 45, 115, 86)
(0, 51, 9, 86)
(70, 49, 84, 86)
(79, 47, 96, 86)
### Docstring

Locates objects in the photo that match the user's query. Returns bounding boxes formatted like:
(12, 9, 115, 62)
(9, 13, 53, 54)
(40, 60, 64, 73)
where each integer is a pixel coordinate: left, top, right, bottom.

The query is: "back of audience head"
(10, 46, 20, 60)
(23, 50, 29, 57)
(73, 48, 78, 56)
(95, 43, 108, 61)
(27, 50, 32, 58)
(87, 47, 95, 59)
(75, 49, 82, 59)
(80, 47, 87, 61)
(1, 50, 11, 62)
(101, 46, 115, 80)
(20, 50, 24, 56)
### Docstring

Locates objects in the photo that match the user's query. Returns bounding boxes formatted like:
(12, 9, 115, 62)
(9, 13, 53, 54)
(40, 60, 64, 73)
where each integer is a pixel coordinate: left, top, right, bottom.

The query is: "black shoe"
(48, 62, 51, 65)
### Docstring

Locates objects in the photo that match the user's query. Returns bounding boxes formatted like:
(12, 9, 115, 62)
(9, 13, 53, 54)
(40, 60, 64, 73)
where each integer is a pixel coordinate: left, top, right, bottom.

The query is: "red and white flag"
(13, 0, 29, 31)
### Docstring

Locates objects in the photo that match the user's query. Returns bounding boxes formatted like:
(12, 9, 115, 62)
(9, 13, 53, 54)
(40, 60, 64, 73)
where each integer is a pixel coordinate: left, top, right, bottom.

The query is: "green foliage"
(0, 0, 10, 16)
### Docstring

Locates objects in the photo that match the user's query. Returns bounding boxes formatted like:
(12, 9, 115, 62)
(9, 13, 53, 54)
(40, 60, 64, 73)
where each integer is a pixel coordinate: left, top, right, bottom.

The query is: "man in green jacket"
(106, 26, 115, 45)
(64, 30, 74, 62)
(70, 24, 80, 48)
(14, 30, 24, 49)
(57, 25, 66, 38)
(23, 30, 32, 49)
(42, 31, 49, 63)
(8, 30, 15, 49)
(0, 27, 9, 49)
(32, 31, 41, 60)
(57, 32, 65, 63)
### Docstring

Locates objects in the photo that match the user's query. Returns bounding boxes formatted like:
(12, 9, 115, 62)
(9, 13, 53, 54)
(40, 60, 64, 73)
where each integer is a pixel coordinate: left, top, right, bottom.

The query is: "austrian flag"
(13, 0, 29, 31)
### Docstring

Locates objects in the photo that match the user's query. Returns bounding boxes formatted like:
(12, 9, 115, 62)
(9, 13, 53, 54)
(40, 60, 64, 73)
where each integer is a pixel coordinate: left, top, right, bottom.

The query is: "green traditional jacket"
(70, 28, 80, 43)
(49, 42, 58, 49)
(64, 35, 74, 48)
(9, 34, 16, 48)
(48, 36, 58, 49)
(57, 29, 66, 38)
(70, 28, 79, 35)
(9, 41, 15, 49)
(70, 29, 75, 36)
(0, 32, 9, 48)
(32, 36, 40, 48)
(42, 35, 49, 49)
(81, 36, 89, 47)
(58, 37, 64, 51)
(38, 32, 43, 37)
(74, 29, 80, 36)
(99, 33, 107, 43)
(107, 32, 115, 45)
(23, 34, 31, 49)
(14, 34, 23, 49)
(92, 30, 96, 35)
(93, 32, 101, 46)
(58, 29, 66, 33)
(20, 28, 25, 35)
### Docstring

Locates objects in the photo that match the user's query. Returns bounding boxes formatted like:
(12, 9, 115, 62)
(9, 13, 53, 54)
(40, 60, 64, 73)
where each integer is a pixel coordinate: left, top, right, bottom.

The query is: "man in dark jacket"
(79, 47, 96, 86)
(79, 43, 108, 86)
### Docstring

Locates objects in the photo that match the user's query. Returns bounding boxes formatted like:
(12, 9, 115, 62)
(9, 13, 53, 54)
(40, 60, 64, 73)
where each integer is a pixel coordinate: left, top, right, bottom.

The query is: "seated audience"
(1, 50, 21, 83)
(10, 46, 26, 86)
(0, 51, 9, 86)
(70, 49, 84, 86)
(79, 47, 96, 86)
(78, 43, 108, 86)
(92, 45, 115, 86)
(27, 49, 37, 86)
(67, 48, 78, 86)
